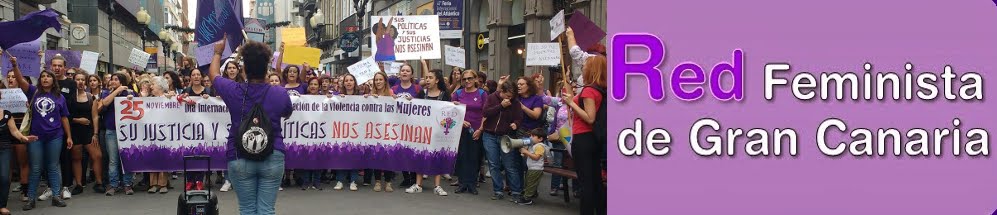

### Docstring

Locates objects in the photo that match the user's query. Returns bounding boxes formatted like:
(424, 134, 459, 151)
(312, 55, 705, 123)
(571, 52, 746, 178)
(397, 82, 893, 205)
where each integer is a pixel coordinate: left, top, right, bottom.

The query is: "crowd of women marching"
(0, 27, 606, 215)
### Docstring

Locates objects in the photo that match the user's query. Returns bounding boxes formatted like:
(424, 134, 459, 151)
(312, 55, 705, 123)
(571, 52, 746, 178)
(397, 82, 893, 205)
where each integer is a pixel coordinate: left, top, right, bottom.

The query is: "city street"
(12, 175, 579, 214)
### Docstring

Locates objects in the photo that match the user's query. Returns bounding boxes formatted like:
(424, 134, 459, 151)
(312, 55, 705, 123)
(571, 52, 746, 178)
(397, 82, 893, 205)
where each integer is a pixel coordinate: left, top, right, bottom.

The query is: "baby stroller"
(177, 155, 219, 215)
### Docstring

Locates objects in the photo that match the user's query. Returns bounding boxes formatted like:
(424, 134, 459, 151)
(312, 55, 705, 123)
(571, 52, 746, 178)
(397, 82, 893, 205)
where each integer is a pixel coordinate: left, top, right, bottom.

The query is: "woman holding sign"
(403, 59, 450, 196)
(333, 73, 362, 192)
(209, 36, 293, 215)
(561, 55, 608, 215)
(363, 72, 397, 192)
(0, 70, 40, 214)
(98, 72, 138, 196)
(5, 70, 31, 200)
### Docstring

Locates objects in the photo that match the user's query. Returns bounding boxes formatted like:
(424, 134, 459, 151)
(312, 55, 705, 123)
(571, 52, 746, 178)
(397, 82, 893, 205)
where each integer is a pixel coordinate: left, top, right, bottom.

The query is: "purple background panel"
(609, 0, 997, 214)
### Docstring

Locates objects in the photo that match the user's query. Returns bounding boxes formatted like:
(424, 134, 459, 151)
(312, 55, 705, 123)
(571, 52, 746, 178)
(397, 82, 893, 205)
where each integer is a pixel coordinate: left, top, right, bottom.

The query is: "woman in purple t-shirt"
(282, 65, 305, 96)
(209, 37, 293, 215)
(23, 71, 73, 210)
(451, 69, 487, 195)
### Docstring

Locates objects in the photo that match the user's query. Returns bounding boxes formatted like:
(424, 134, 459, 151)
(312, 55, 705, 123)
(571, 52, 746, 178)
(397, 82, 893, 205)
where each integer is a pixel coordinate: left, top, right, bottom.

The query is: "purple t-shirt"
(391, 83, 420, 99)
(284, 84, 306, 96)
(214, 76, 294, 161)
(26, 85, 70, 141)
(519, 95, 545, 130)
(100, 89, 138, 130)
(452, 88, 486, 130)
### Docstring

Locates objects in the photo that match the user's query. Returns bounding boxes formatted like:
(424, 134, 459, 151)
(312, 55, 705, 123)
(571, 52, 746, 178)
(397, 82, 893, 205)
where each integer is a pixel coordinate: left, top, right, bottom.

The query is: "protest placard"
(369, 15, 442, 61)
(444, 45, 465, 68)
(0, 89, 27, 113)
(282, 46, 321, 66)
(80, 51, 99, 74)
(282, 27, 306, 46)
(348, 57, 381, 84)
(385, 62, 403, 75)
(525, 43, 561, 66)
(550, 10, 565, 41)
(0, 37, 41, 77)
(129, 48, 151, 68)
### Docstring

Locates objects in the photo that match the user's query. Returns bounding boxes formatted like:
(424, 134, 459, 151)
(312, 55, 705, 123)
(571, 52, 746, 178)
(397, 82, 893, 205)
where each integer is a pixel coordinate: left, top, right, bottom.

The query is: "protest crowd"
(0, 20, 607, 215)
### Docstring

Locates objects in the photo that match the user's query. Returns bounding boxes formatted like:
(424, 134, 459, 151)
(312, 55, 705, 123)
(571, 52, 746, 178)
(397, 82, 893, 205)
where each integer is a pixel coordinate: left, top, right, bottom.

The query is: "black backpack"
(236, 85, 275, 161)
(582, 86, 608, 145)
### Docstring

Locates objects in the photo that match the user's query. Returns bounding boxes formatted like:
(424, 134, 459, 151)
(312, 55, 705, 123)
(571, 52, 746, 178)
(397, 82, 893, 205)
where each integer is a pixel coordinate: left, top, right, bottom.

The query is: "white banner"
(550, 10, 565, 41)
(114, 95, 466, 173)
(0, 89, 27, 113)
(444, 45, 465, 68)
(129, 48, 151, 68)
(370, 15, 442, 61)
(525, 43, 562, 66)
(80, 51, 100, 74)
(348, 57, 381, 84)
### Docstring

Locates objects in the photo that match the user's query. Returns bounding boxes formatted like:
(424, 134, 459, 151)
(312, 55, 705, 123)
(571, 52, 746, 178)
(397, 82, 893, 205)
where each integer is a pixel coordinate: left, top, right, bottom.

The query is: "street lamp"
(136, 7, 151, 67)
(310, 9, 323, 28)
(354, 0, 371, 59)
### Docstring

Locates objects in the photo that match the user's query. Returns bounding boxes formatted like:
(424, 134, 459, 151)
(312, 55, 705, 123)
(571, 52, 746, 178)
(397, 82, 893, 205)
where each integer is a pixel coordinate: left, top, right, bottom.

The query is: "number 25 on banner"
(119, 100, 145, 121)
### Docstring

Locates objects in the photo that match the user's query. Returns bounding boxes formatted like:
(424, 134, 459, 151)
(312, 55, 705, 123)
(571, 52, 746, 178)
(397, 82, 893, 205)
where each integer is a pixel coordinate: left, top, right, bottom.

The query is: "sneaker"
(373, 181, 382, 192)
(148, 186, 159, 193)
(490, 193, 504, 200)
(549, 188, 559, 196)
(124, 186, 134, 195)
(94, 184, 106, 194)
(220, 181, 232, 192)
(61, 187, 71, 199)
(37, 188, 52, 201)
(515, 197, 534, 205)
(422, 175, 428, 179)
(349, 182, 358, 191)
(159, 187, 169, 194)
(22, 200, 34, 211)
(385, 183, 394, 192)
(485, 171, 491, 178)
(405, 185, 423, 193)
(12, 185, 20, 192)
(279, 187, 284, 191)
(171, 173, 178, 179)
(71, 185, 83, 195)
(508, 195, 522, 203)
(20, 192, 28, 202)
(434, 186, 448, 196)
(333, 182, 344, 190)
(443, 174, 453, 181)
(51, 196, 67, 207)
(308, 186, 317, 190)
(104, 187, 117, 196)
(185, 182, 193, 191)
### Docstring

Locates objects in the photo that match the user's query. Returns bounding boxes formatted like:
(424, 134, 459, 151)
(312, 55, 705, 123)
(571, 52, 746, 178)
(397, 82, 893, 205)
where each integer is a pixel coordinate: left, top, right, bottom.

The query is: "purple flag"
(195, 0, 245, 68)
(566, 10, 607, 51)
(0, 9, 61, 50)
(1, 37, 42, 77)
(44, 50, 82, 69)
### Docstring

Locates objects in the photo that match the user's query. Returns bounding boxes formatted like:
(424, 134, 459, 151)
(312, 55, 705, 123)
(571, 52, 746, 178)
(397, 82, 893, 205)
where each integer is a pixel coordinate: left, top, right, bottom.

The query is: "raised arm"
(208, 35, 228, 82)
(275, 42, 285, 77)
(7, 56, 29, 92)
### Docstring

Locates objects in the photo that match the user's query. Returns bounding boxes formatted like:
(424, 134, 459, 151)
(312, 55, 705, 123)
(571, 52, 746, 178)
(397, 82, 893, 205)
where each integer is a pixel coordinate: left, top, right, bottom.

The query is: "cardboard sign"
(550, 10, 565, 41)
(525, 43, 561, 66)
(282, 46, 321, 66)
(80, 51, 100, 74)
(282, 27, 307, 47)
(444, 45, 465, 68)
(0, 37, 41, 77)
(129, 48, 151, 68)
(0, 89, 27, 113)
(347, 57, 381, 84)
(385, 62, 403, 75)
(566, 10, 607, 50)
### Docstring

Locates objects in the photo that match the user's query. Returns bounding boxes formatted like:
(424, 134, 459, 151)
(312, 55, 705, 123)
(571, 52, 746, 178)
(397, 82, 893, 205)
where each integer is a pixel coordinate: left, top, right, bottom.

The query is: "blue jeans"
(105, 130, 133, 188)
(28, 137, 63, 198)
(549, 141, 565, 190)
(228, 151, 285, 215)
(482, 132, 524, 196)
(297, 170, 321, 187)
(337, 170, 359, 184)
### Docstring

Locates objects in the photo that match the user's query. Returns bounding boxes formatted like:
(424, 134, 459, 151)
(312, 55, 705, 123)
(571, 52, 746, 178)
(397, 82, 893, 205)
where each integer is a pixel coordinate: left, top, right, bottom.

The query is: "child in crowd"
(518, 128, 548, 205)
